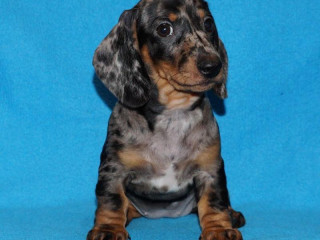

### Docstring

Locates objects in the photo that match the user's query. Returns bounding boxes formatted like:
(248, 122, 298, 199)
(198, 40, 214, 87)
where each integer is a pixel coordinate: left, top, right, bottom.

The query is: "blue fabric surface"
(1, 0, 319, 239)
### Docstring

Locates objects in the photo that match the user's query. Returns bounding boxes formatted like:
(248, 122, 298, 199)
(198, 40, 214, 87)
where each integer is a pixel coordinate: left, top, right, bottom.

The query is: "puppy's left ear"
(93, 8, 151, 108)
(213, 38, 228, 99)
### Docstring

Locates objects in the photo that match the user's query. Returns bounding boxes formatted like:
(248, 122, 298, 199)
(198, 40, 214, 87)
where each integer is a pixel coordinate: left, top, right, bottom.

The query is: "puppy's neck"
(155, 77, 202, 110)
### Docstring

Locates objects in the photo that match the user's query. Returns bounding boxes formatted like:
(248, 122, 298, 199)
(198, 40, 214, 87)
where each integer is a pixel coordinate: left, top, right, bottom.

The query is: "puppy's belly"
(126, 183, 197, 218)
(125, 167, 196, 218)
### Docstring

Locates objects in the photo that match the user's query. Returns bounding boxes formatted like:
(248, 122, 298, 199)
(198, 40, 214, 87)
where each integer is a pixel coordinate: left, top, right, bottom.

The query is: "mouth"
(168, 77, 216, 92)
(168, 68, 224, 92)
(173, 79, 214, 87)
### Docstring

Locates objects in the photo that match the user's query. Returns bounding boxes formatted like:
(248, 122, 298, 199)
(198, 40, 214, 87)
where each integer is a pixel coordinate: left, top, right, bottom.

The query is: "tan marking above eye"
(197, 9, 205, 19)
(169, 13, 178, 22)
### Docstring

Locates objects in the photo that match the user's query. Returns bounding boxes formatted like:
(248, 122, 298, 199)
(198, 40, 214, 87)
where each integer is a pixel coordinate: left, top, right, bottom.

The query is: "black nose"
(197, 57, 222, 78)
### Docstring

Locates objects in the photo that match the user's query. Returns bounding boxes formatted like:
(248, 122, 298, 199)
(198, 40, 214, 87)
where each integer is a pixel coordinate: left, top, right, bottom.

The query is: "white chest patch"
(149, 164, 183, 192)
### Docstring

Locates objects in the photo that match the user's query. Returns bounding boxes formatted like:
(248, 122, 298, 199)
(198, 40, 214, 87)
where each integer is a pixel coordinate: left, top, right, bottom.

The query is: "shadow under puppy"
(88, 0, 245, 239)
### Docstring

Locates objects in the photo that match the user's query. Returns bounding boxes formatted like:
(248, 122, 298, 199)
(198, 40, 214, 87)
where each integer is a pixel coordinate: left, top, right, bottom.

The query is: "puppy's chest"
(148, 108, 205, 162)
(130, 108, 211, 192)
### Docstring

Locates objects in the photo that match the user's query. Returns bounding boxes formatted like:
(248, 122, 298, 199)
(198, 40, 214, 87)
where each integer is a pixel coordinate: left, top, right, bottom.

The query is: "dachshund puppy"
(88, 0, 245, 239)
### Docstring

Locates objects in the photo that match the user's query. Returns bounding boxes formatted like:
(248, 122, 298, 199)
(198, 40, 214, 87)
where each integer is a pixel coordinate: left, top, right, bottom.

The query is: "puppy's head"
(93, 0, 228, 108)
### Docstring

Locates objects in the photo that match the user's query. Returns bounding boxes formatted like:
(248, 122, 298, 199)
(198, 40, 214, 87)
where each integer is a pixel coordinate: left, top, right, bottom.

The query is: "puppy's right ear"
(93, 8, 151, 108)
(213, 38, 228, 99)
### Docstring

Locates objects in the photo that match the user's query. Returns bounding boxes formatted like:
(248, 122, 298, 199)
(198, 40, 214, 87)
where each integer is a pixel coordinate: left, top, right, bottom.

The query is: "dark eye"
(204, 17, 214, 33)
(156, 23, 173, 37)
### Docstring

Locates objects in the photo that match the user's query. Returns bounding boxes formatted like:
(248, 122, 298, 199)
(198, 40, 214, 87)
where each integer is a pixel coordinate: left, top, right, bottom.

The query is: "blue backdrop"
(1, 0, 319, 239)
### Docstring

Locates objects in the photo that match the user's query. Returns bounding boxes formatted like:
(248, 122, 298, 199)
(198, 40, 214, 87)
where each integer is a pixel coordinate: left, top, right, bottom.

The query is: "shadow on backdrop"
(207, 90, 226, 116)
(93, 72, 226, 116)
(92, 73, 117, 110)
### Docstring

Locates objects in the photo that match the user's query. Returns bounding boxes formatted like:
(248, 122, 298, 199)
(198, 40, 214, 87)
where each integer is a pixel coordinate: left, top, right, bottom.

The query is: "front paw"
(87, 224, 129, 240)
(200, 228, 242, 240)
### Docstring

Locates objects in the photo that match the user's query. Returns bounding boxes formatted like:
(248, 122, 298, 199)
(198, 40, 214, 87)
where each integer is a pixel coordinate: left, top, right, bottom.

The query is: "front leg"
(87, 180, 130, 240)
(197, 186, 242, 240)
(87, 143, 131, 240)
(195, 145, 243, 240)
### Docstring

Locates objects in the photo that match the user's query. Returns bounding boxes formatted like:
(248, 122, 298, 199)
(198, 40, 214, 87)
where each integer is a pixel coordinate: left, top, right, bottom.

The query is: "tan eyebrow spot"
(197, 9, 205, 19)
(169, 13, 178, 22)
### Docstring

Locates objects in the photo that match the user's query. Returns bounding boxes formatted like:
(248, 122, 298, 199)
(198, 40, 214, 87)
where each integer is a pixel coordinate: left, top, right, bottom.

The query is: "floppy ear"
(93, 8, 151, 108)
(213, 38, 228, 99)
